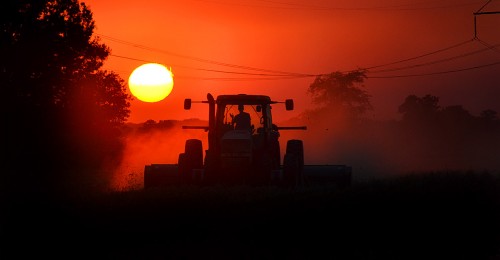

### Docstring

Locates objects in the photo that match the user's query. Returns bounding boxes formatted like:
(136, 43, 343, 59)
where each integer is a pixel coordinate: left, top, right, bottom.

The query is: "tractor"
(144, 93, 352, 188)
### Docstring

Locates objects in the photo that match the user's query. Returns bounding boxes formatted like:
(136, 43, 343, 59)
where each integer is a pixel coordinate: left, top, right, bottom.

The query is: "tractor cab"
(215, 95, 278, 146)
(213, 95, 282, 172)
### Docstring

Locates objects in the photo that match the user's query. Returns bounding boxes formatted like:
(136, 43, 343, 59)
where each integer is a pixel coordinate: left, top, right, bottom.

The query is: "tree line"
(2, 0, 131, 194)
(299, 70, 500, 176)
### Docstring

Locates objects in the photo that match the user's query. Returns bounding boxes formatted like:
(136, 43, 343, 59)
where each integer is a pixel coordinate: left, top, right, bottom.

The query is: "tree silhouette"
(398, 94, 440, 122)
(307, 70, 372, 120)
(440, 105, 474, 125)
(480, 109, 498, 122)
(1, 0, 131, 192)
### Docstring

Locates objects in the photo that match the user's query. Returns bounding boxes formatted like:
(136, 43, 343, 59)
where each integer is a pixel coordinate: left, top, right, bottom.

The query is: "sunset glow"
(128, 63, 174, 103)
(5, 2, 500, 258)
(88, 0, 500, 123)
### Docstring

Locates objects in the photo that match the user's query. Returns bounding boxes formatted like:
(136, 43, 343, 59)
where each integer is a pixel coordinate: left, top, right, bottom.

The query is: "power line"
(100, 34, 499, 81)
(476, 38, 500, 55)
(110, 48, 500, 80)
(101, 33, 485, 75)
(363, 39, 474, 70)
(370, 42, 500, 73)
(97, 34, 312, 77)
(108, 48, 500, 81)
(109, 54, 320, 78)
(192, 0, 482, 11)
(473, 0, 500, 38)
(367, 60, 500, 78)
(112, 47, 500, 81)
(475, 0, 495, 13)
(174, 75, 312, 81)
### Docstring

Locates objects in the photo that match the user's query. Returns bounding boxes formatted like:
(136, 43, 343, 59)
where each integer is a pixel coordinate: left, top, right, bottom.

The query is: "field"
(3, 171, 500, 259)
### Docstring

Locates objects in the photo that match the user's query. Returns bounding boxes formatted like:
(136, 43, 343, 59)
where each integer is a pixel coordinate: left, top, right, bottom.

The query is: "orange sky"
(84, 0, 500, 123)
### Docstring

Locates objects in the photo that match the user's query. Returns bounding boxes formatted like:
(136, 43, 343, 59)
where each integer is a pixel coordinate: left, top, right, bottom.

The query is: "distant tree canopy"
(307, 70, 372, 120)
(394, 94, 500, 172)
(480, 109, 498, 122)
(1, 0, 131, 187)
(398, 94, 440, 122)
(398, 94, 500, 136)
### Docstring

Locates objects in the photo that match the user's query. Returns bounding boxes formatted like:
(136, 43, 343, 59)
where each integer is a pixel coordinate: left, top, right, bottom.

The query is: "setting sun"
(128, 63, 174, 102)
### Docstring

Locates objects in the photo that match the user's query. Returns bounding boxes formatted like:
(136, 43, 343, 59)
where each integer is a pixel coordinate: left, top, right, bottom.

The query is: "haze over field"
(113, 97, 500, 190)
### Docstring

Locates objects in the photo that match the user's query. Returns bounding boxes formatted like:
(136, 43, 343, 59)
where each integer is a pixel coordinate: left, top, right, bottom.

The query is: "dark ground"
(2, 171, 500, 259)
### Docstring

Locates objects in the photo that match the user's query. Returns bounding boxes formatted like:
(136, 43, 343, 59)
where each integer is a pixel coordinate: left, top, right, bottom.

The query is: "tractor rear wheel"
(179, 139, 203, 184)
(185, 139, 203, 169)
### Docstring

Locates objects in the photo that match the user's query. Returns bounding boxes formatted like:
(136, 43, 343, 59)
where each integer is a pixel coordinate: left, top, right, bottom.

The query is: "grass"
(3, 171, 500, 259)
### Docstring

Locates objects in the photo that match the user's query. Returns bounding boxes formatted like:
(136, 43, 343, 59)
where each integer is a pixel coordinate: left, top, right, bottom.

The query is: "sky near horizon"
(84, 0, 500, 123)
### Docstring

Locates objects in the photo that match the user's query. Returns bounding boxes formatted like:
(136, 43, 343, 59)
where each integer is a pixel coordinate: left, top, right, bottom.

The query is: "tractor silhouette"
(144, 93, 351, 188)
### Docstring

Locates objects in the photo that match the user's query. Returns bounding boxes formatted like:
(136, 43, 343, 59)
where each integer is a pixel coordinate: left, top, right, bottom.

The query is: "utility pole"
(473, 0, 500, 39)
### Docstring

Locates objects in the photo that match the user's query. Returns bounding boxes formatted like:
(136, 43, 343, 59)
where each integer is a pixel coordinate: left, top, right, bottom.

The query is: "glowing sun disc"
(128, 63, 174, 102)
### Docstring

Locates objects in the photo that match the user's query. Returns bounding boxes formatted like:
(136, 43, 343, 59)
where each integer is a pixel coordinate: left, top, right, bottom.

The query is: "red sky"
(84, 0, 500, 123)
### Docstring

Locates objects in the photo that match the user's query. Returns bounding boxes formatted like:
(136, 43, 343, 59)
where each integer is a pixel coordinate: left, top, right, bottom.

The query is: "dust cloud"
(113, 104, 500, 190)
(278, 106, 500, 182)
(111, 119, 208, 190)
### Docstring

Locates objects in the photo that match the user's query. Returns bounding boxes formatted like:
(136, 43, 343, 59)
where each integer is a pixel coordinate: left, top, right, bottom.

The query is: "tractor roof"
(216, 94, 273, 105)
